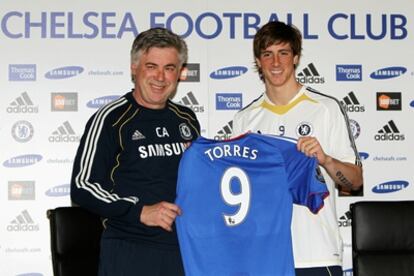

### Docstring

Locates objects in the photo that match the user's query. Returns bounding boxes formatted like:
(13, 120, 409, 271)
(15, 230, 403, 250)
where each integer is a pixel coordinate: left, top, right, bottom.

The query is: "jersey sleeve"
(283, 146, 329, 214)
(231, 111, 244, 137)
(327, 100, 361, 166)
(70, 108, 142, 224)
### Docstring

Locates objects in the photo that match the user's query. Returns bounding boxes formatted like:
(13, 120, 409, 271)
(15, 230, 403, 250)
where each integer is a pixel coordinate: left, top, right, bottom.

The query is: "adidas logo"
(7, 210, 39, 232)
(7, 92, 38, 113)
(374, 120, 405, 141)
(132, 130, 146, 140)
(338, 211, 352, 227)
(178, 92, 205, 113)
(296, 63, 325, 84)
(214, 121, 233, 140)
(341, 91, 365, 112)
(48, 121, 80, 143)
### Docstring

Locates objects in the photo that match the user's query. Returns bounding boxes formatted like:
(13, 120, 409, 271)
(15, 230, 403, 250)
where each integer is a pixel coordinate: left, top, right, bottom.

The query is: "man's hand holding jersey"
(140, 202, 182, 232)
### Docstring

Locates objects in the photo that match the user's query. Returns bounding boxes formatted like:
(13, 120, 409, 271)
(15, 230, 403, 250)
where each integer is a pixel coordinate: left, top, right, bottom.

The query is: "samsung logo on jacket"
(138, 142, 187, 158)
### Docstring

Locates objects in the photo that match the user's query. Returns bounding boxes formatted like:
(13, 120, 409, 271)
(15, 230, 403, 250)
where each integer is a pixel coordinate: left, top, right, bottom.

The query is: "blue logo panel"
(216, 93, 242, 110)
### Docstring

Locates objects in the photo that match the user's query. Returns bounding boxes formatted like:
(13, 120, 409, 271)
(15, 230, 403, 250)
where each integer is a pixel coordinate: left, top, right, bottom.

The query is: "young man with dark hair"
(232, 21, 363, 276)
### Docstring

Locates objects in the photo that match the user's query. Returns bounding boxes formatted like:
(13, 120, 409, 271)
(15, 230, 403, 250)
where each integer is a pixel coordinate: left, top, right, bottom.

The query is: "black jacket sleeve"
(70, 99, 143, 224)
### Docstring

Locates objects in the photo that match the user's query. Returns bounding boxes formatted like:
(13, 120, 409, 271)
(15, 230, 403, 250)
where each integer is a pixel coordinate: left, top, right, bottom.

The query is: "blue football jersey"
(175, 133, 328, 276)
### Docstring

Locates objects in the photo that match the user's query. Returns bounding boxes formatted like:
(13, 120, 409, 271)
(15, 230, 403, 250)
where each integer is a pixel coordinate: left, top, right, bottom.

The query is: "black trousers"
(98, 238, 184, 276)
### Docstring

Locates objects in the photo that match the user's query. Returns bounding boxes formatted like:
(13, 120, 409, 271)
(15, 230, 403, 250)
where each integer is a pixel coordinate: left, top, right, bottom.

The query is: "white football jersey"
(233, 86, 361, 268)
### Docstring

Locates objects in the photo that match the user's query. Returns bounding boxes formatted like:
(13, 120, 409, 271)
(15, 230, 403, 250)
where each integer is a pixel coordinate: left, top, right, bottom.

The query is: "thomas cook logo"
(7, 210, 39, 232)
(372, 180, 409, 193)
(9, 64, 36, 81)
(3, 154, 42, 168)
(370, 66, 406, 79)
(374, 120, 405, 141)
(297, 63, 325, 84)
(45, 66, 84, 79)
(216, 93, 242, 110)
(210, 66, 248, 79)
(336, 64, 362, 81)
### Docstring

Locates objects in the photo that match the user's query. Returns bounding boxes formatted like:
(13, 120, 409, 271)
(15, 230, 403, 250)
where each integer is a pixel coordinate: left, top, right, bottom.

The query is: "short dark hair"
(130, 28, 188, 82)
(253, 21, 302, 81)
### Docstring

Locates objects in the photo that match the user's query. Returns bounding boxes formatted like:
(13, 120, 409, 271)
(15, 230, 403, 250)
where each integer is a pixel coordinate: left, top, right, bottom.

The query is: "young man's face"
(131, 47, 182, 109)
(256, 42, 299, 89)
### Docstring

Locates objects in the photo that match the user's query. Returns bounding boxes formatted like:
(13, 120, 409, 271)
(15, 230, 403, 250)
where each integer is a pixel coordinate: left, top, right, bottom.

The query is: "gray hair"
(130, 28, 188, 82)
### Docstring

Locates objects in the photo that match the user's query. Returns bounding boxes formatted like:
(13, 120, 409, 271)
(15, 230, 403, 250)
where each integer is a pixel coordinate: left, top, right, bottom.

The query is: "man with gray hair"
(71, 27, 200, 275)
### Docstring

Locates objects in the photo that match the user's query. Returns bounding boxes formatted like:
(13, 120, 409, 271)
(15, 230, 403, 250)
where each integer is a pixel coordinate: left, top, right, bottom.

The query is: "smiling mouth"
(270, 69, 282, 75)
(150, 81, 167, 91)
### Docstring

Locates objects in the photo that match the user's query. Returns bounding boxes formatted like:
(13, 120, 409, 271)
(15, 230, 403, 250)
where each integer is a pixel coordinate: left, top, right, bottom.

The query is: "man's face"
(256, 42, 298, 89)
(131, 47, 182, 109)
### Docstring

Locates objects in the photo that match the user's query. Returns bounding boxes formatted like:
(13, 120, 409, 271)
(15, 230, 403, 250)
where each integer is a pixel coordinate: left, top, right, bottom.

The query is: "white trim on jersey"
(75, 96, 139, 204)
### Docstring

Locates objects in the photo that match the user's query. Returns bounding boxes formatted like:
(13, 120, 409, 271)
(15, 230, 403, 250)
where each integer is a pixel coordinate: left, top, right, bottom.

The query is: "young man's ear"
(293, 55, 299, 66)
(293, 55, 300, 69)
(255, 58, 262, 69)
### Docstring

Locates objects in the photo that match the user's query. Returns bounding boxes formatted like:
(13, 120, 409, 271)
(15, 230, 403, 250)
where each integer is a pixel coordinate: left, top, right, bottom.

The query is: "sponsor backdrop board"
(1, 1, 413, 275)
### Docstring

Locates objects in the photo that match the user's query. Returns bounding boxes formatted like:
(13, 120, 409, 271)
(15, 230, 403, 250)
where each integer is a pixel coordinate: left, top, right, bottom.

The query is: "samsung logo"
(370, 66, 406, 79)
(45, 66, 84, 79)
(359, 152, 369, 160)
(410, 100, 414, 108)
(87, 95, 120, 108)
(210, 66, 248, 79)
(372, 180, 409, 193)
(45, 184, 70, 197)
(3, 154, 42, 167)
